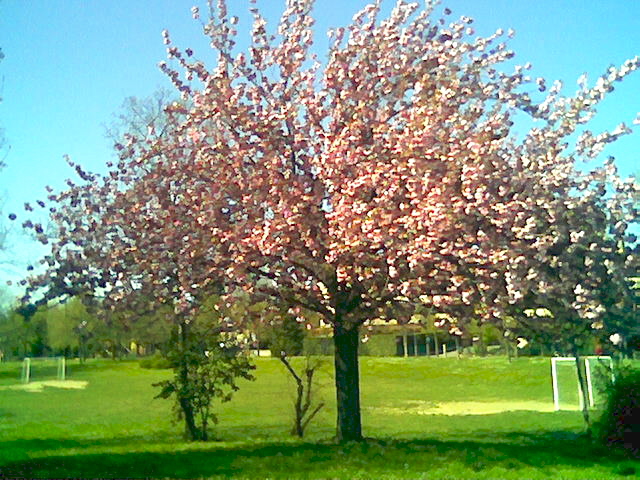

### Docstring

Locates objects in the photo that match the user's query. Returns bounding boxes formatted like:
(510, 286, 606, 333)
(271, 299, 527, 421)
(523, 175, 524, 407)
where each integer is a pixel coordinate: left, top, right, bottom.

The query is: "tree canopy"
(17, 0, 640, 441)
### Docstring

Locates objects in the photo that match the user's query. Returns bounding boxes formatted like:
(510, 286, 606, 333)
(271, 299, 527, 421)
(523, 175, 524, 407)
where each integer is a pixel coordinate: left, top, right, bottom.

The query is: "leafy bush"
(139, 353, 171, 369)
(154, 324, 255, 441)
(303, 336, 334, 356)
(359, 334, 397, 356)
(594, 366, 640, 454)
(304, 334, 408, 357)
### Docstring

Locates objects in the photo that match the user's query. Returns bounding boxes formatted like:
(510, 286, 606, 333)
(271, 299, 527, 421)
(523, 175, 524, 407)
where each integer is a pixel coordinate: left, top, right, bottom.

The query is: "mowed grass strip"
(0, 356, 637, 479)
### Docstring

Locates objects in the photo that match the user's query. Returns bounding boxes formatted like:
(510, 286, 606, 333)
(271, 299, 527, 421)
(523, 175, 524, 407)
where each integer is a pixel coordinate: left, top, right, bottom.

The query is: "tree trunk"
(478, 329, 486, 356)
(178, 321, 201, 441)
(573, 349, 591, 431)
(179, 396, 201, 441)
(333, 322, 362, 442)
(293, 378, 304, 437)
(79, 339, 86, 364)
(505, 338, 513, 363)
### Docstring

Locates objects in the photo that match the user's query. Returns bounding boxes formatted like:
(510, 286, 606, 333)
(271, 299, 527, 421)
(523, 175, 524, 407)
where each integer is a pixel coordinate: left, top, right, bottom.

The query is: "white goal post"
(551, 356, 613, 411)
(21, 357, 66, 383)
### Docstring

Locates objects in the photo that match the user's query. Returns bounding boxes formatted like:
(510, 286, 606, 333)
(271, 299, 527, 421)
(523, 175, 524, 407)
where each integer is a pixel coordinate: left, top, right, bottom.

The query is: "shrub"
(139, 353, 171, 369)
(154, 325, 255, 441)
(594, 366, 640, 455)
(359, 334, 397, 356)
(303, 336, 334, 356)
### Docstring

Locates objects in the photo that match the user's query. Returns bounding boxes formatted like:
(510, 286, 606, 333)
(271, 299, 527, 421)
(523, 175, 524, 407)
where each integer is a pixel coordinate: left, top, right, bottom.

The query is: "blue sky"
(0, 0, 639, 303)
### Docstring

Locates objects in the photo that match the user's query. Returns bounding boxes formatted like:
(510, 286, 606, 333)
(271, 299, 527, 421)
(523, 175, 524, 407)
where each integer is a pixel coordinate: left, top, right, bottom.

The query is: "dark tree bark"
(477, 329, 486, 356)
(573, 348, 591, 431)
(79, 338, 86, 364)
(178, 321, 201, 441)
(179, 395, 201, 441)
(333, 321, 362, 442)
(504, 337, 513, 363)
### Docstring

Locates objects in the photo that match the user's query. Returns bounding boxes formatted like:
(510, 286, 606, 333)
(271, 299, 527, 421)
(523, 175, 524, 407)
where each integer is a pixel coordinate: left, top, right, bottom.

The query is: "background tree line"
(0, 296, 171, 360)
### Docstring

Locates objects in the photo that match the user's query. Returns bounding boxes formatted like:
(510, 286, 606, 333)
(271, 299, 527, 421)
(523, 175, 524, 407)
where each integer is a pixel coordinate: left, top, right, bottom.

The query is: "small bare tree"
(270, 311, 325, 437)
(278, 353, 325, 438)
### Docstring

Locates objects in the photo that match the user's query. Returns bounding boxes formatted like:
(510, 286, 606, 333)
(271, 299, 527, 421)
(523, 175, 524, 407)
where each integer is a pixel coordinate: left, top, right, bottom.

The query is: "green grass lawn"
(0, 356, 637, 479)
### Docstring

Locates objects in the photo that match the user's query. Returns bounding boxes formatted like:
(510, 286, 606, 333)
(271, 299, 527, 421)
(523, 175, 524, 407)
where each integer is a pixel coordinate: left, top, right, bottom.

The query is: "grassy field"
(0, 356, 637, 479)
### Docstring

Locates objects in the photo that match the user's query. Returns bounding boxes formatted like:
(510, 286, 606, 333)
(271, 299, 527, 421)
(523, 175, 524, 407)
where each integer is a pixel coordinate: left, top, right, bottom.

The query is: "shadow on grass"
(0, 433, 179, 453)
(1, 433, 637, 479)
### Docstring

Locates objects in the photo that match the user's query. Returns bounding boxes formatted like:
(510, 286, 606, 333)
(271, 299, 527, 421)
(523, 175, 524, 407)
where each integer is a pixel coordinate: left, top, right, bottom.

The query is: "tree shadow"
(1, 432, 637, 479)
